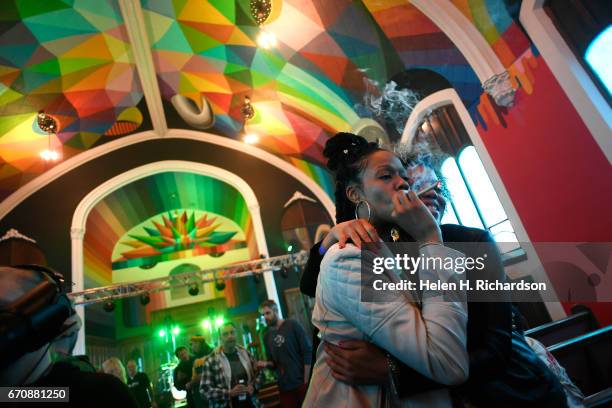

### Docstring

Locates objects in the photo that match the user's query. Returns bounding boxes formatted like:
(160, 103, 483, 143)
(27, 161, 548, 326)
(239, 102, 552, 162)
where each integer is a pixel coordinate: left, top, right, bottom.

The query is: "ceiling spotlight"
(243, 133, 259, 144)
(140, 294, 150, 306)
(40, 149, 59, 161)
(257, 29, 277, 49)
(188, 284, 199, 296)
(215, 280, 226, 291)
(103, 301, 115, 312)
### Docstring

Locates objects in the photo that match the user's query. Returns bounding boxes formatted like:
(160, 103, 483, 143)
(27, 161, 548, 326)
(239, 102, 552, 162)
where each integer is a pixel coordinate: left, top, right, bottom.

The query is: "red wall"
(475, 57, 612, 325)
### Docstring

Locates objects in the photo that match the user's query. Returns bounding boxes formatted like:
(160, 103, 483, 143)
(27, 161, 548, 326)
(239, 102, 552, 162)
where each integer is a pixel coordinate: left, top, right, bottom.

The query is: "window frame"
(519, 0, 612, 163)
(402, 89, 529, 265)
(440, 147, 523, 262)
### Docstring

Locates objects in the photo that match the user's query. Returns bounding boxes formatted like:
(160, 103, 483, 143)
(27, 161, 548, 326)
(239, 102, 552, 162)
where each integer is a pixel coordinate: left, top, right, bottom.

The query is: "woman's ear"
(346, 184, 362, 204)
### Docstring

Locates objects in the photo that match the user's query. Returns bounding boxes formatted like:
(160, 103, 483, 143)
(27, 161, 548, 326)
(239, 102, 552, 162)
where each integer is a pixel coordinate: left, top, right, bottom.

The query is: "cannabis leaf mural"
(112, 210, 246, 270)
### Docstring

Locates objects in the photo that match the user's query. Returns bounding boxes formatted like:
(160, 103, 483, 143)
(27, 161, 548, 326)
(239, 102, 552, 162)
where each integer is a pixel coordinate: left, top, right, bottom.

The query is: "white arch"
(410, 0, 506, 84)
(402, 88, 566, 320)
(0, 129, 335, 221)
(520, 0, 612, 163)
(70, 160, 279, 354)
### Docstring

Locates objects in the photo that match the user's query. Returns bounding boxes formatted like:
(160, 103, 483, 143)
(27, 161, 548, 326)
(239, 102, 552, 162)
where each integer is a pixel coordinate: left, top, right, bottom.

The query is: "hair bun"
(324, 132, 373, 171)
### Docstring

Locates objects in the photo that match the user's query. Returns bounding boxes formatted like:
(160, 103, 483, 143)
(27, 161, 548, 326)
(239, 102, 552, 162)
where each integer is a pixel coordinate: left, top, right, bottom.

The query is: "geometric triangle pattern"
(0, 0, 150, 201)
(0, 0, 512, 203)
(449, 0, 531, 67)
(145, 0, 483, 181)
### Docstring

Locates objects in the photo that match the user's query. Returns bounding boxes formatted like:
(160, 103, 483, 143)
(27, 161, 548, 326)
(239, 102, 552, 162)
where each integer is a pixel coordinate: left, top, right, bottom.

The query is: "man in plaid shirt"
(200, 321, 262, 408)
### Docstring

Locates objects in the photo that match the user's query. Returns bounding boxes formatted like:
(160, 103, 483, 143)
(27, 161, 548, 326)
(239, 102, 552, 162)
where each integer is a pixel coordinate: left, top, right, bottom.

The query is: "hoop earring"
(355, 200, 371, 222)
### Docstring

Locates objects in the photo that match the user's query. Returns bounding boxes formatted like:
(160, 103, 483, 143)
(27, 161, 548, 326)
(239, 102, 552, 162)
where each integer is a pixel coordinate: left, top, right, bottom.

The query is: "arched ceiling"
(84, 171, 254, 288)
(0, 0, 529, 203)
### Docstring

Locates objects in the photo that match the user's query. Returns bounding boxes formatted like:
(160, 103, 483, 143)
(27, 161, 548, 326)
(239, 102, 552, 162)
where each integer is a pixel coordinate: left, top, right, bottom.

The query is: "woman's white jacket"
(303, 243, 470, 407)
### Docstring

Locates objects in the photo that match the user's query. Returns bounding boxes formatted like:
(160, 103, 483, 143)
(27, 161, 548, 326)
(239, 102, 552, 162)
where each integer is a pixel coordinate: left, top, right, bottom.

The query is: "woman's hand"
(391, 190, 442, 244)
(322, 219, 381, 249)
(324, 340, 389, 384)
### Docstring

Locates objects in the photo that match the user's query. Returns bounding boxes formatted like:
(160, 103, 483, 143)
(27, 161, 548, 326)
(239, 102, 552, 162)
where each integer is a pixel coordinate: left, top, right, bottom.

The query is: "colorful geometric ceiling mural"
(362, 0, 483, 106)
(450, 0, 531, 66)
(0, 0, 150, 200)
(147, 0, 483, 161)
(1, 0, 531, 204)
(84, 171, 256, 289)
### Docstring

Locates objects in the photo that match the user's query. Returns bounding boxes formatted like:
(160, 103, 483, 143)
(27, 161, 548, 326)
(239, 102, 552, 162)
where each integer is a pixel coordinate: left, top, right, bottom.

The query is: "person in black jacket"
(174, 346, 196, 408)
(300, 154, 568, 407)
(127, 360, 154, 408)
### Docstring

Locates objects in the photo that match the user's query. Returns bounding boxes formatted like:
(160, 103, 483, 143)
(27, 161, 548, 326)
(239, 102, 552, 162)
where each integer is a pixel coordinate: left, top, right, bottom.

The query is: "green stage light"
(202, 319, 211, 330)
(172, 327, 180, 335)
(215, 316, 224, 328)
(158, 329, 166, 337)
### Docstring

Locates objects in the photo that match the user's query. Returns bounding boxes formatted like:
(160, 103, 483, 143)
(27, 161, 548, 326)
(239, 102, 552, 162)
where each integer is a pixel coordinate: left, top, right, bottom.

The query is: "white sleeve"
(320, 244, 469, 385)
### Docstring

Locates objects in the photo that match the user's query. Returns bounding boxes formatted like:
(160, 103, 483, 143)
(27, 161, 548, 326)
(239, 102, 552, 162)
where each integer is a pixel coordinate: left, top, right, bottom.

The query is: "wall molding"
(0, 129, 335, 222)
(117, 0, 168, 135)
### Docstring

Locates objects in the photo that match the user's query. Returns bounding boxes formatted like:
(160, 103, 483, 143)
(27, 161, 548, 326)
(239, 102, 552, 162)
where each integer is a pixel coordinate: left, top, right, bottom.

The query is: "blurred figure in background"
(257, 300, 311, 407)
(0, 265, 137, 407)
(191, 335, 212, 408)
(127, 359, 155, 408)
(174, 346, 196, 408)
(103, 356, 128, 384)
(200, 322, 262, 408)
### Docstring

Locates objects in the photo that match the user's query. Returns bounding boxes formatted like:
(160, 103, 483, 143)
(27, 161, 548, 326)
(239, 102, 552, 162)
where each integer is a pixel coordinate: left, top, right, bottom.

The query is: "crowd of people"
(0, 133, 586, 408)
(298, 132, 581, 408)
(172, 300, 312, 408)
(0, 263, 312, 408)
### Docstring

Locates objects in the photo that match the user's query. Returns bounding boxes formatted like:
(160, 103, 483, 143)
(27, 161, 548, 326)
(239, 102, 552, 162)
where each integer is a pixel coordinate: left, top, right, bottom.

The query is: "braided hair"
(323, 132, 382, 224)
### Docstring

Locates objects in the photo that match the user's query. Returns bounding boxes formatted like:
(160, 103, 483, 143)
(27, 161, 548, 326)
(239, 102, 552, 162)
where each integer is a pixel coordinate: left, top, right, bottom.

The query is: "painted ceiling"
(0, 0, 530, 202)
(83, 171, 256, 288)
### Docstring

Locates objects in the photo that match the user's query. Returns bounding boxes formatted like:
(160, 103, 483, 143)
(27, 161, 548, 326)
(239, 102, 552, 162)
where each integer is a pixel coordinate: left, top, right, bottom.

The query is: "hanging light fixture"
(250, 0, 277, 49)
(103, 301, 115, 312)
(188, 283, 200, 296)
(139, 293, 151, 306)
(250, 0, 272, 26)
(241, 96, 255, 120)
(241, 96, 259, 144)
(37, 111, 60, 161)
(213, 271, 226, 291)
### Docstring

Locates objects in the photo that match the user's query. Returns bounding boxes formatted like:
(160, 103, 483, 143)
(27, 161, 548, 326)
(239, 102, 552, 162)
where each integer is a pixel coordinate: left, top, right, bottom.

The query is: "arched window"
(585, 25, 612, 97)
(415, 104, 521, 255)
(440, 147, 520, 252)
(544, 0, 612, 103)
